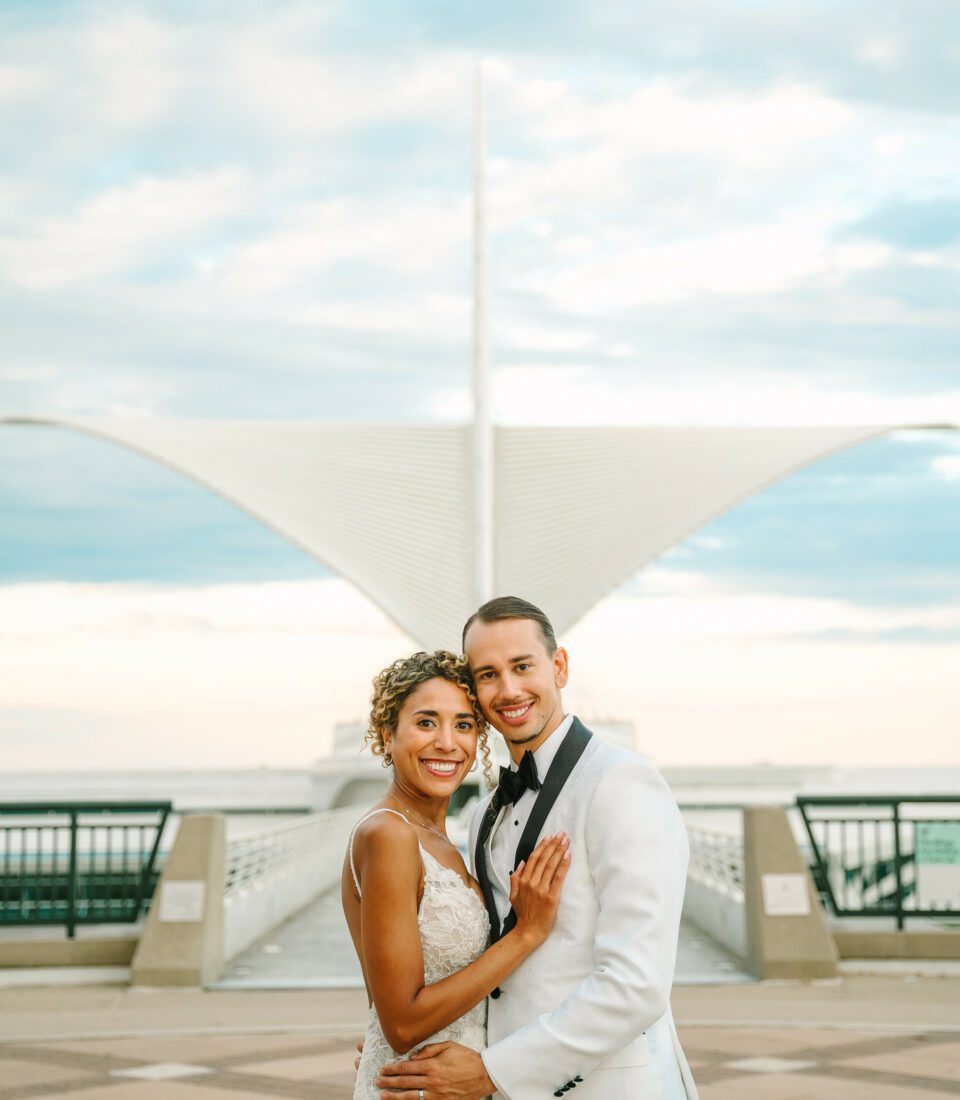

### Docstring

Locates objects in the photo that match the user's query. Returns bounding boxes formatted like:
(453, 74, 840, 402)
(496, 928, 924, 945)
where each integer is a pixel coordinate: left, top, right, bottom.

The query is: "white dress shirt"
(489, 713, 575, 924)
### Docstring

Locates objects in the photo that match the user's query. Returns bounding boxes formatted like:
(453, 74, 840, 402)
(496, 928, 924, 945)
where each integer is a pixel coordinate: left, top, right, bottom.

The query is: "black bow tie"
(494, 751, 541, 810)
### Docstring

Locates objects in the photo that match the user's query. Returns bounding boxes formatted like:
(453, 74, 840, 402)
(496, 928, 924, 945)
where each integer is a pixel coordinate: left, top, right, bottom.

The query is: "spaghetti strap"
(348, 808, 414, 898)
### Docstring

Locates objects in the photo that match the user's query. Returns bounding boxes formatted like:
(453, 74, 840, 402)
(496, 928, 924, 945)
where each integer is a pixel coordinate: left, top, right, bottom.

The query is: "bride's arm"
(356, 815, 569, 1055)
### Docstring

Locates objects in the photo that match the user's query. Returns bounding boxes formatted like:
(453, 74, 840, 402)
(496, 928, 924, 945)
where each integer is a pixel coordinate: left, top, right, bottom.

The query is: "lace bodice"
(350, 810, 491, 1100)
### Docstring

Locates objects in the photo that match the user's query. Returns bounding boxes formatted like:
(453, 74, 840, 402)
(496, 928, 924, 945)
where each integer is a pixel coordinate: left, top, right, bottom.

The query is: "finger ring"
(418, 1091, 425, 1100)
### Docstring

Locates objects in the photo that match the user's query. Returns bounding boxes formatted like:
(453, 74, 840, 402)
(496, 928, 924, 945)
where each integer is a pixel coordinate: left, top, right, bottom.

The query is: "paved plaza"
(0, 977, 958, 1099)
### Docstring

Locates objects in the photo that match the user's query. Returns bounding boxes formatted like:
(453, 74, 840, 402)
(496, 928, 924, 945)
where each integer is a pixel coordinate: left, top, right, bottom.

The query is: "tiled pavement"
(2, 1025, 960, 1098)
(0, 1032, 359, 1099)
(1, 981, 958, 1099)
(683, 1027, 960, 1097)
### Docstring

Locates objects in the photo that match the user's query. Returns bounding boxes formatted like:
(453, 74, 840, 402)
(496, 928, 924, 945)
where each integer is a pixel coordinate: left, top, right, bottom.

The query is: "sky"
(1, 1, 958, 770)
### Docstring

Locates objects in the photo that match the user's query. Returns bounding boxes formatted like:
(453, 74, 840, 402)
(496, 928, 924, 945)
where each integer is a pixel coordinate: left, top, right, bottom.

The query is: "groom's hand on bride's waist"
(377, 1041, 495, 1100)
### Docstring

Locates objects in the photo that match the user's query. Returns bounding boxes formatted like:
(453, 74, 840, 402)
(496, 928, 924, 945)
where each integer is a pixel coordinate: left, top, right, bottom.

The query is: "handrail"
(0, 801, 172, 937)
(685, 826, 744, 901)
(797, 796, 960, 928)
(225, 805, 362, 899)
(221, 805, 365, 961)
(0, 801, 174, 814)
(798, 795, 960, 806)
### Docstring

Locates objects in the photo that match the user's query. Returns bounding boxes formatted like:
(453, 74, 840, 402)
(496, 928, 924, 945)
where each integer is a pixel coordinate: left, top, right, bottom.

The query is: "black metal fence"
(797, 796, 960, 929)
(0, 802, 171, 938)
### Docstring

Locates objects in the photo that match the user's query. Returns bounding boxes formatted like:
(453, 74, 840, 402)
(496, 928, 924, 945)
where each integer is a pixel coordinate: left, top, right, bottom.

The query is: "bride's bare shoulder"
(352, 808, 418, 860)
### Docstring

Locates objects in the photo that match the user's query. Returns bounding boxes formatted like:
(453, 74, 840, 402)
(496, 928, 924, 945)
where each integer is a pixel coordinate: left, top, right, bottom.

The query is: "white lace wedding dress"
(349, 809, 491, 1100)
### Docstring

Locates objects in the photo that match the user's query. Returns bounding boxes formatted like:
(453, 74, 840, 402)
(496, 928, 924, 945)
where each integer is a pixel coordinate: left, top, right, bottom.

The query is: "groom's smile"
(497, 701, 535, 726)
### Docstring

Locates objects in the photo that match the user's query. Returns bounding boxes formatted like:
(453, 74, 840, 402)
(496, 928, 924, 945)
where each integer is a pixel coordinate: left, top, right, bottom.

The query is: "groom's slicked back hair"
(462, 596, 558, 655)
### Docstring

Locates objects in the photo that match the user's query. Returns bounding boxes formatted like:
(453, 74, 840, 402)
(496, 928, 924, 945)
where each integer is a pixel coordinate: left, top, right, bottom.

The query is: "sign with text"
(916, 822, 960, 865)
(916, 822, 960, 908)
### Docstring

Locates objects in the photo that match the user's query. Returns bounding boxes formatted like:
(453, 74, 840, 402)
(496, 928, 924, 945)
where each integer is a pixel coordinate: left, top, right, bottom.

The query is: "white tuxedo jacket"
(469, 720, 698, 1100)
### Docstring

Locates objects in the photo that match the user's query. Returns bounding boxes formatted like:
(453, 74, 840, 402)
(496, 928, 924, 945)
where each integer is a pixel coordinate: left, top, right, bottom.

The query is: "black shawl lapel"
(474, 798, 504, 941)
(499, 717, 593, 938)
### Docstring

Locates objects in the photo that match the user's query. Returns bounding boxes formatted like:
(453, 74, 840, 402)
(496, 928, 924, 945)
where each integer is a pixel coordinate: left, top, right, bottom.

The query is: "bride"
(342, 650, 570, 1100)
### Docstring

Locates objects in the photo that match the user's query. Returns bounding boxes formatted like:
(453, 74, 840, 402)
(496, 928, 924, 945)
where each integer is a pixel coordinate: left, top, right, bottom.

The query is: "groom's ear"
(553, 646, 569, 690)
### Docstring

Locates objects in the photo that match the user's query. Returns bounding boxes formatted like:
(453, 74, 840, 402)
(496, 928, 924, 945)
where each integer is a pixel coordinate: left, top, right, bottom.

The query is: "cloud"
(216, 196, 469, 296)
(857, 35, 905, 70)
(565, 565, 960, 765)
(0, 578, 410, 768)
(512, 222, 886, 308)
(0, 4, 957, 414)
(933, 454, 960, 480)
(451, 367, 960, 427)
(842, 197, 960, 250)
(222, 33, 469, 139)
(0, 11, 182, 157)
(344, 2, 960, 116)
(846, 261, 960, 314)
(616, 564, 960, 641)
(0, 169, 249, 289)
(0, 62, 44, 104)
(490, 68, 852, 160)
(76, 13, 180, 128)
(3, 574, 957, 768)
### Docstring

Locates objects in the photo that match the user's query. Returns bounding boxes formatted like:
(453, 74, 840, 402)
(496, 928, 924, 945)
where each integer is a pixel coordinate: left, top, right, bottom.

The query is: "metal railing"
(0, 802, 171, 938)
(797, 796, 960, 929)
(685, 826, 744, 902)
(223, 804, 364, 962)
(225, 804, 362, 898)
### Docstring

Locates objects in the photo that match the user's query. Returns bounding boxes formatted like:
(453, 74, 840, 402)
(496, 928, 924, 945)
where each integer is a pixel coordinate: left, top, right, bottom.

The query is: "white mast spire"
(472, 57, 494, 608)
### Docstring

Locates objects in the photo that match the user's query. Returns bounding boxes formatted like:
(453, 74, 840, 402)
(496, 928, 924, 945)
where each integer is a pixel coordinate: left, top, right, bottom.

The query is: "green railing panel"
(797, 795, 960, 930)
(0, 802, 172, 938)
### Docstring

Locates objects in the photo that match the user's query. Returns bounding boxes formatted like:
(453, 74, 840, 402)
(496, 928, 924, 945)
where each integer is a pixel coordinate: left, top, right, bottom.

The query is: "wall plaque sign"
(762, 873, 811, 916)
(158, 880, 206, 922)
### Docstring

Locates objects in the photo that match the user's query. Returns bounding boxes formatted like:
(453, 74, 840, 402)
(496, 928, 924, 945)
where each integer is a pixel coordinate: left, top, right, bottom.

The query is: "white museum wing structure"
(3, 417, 955, 648)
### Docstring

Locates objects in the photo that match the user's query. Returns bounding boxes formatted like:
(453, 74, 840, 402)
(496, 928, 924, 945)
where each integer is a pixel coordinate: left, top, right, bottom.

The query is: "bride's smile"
(383, 677, 480, 808)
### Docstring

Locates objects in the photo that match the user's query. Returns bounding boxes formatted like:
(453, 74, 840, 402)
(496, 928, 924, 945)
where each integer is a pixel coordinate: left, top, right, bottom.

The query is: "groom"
(376, 596, 698, 1100)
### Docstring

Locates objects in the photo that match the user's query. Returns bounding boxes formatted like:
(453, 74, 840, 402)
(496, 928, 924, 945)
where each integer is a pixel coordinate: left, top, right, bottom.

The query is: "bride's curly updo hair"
(367, 650, 493, 789)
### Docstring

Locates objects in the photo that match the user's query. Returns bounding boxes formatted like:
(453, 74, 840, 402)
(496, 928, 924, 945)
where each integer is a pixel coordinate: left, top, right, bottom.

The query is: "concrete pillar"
(130, 814, 225, 987)
(744, 806, 839, 980)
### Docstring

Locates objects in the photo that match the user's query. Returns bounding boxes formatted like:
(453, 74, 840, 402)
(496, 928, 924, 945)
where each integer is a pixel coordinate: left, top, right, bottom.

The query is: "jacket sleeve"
(481, 759, 688, 1098)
